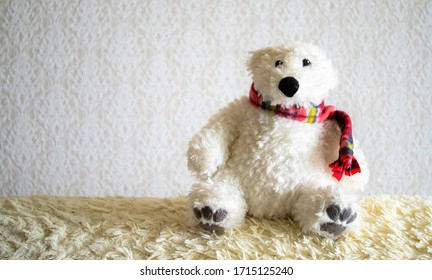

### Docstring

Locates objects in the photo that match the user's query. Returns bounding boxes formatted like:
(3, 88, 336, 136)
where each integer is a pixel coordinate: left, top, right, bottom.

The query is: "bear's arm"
(187, 98, 245, 180)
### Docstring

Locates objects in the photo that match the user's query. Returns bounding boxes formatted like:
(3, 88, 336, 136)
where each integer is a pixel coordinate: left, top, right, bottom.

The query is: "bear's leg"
(291, 185, 361, 238)
(188, 171, 247, 234)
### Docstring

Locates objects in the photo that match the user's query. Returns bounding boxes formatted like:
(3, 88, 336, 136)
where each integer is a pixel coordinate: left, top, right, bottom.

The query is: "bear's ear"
(246, 48, 272, 75)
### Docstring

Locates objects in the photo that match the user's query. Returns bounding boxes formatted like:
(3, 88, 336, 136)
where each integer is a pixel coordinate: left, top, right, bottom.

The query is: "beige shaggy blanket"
(0, 195, 431, 260)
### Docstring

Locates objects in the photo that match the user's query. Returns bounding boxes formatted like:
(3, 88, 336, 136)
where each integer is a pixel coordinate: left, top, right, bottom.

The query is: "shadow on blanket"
(0, 195, 431, 259)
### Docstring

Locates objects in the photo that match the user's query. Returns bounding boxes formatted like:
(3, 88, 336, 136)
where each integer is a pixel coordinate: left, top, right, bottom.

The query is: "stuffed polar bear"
(187, 43, 369, 238)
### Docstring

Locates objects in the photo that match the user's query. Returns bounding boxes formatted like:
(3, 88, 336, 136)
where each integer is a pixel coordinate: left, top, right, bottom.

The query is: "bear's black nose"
(278, 77, 299, 97)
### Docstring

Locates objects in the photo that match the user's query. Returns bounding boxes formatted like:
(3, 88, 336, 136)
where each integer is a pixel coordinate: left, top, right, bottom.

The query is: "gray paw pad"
(326, 204, 341, 221)
(320, 222, 346, 236)
(193, 208, 201, 219)
(213, 209, 228, 222)
(202, 206, 213, 220)
(199, 222, 225, 235)
(193, 206, 228, 233)
(320, 204, 357, 236)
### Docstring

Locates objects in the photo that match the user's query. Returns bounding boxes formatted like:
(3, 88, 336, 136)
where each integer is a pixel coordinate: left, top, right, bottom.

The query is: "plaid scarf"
(249, 83, 361, 181)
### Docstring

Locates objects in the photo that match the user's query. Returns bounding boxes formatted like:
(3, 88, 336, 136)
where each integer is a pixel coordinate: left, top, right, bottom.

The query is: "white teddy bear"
(187, 43, 369, 238)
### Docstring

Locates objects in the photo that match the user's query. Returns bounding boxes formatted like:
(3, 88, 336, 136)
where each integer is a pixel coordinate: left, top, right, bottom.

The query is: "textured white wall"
(0, 0, 431, 197)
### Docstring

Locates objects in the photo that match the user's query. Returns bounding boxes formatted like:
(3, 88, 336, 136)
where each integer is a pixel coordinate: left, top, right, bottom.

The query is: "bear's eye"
(275, 60, 284, 68)
(302, 58, 311, 67)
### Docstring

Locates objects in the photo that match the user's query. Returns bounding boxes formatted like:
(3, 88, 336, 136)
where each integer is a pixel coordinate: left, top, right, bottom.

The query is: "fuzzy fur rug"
(0, 195, 431, 260)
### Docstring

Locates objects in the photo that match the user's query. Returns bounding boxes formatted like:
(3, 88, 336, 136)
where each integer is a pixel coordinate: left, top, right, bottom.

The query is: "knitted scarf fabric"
(249, 83, 361, 181)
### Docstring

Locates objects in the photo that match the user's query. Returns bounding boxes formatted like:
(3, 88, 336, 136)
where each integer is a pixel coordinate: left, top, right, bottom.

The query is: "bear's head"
(247, 43, 338, 107)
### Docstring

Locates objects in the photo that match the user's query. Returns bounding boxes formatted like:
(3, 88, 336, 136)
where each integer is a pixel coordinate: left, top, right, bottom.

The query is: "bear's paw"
(194, 206, 228, 235)
(320, 204, 357, 236)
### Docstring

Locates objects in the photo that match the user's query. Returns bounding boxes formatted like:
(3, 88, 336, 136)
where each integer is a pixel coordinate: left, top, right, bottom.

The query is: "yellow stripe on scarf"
(307, 107, 317, 123)
(269, 105, 278, 114)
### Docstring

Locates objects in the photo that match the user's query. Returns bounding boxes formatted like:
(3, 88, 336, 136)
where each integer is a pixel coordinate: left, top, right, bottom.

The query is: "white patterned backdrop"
(0, 0, 431, 197)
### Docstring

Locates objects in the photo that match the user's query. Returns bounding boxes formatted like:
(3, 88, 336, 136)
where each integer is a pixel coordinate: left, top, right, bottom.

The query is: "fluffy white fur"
(187, 43, 369, 238)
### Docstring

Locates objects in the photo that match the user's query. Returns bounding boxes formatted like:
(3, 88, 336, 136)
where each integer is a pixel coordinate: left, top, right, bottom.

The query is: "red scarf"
(249, 83, 361, 181)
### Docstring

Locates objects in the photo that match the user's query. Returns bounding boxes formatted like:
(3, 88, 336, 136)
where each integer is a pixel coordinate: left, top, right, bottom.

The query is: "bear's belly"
(225, 114, 335, 218)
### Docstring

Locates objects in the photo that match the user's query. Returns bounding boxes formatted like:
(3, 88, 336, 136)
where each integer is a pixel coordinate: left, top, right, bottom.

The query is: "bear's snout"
(278, 77, 299, 97)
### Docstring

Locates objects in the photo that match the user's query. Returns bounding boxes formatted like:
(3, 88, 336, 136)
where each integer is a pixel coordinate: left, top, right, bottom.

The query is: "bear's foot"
(194, 206, 228, 235)
(319, 204, 357, 237)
